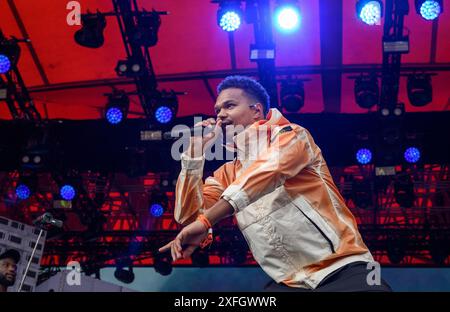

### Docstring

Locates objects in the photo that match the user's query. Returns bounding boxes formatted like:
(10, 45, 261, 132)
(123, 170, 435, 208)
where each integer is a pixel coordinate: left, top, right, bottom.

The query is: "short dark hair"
(217, 75, 270, 116)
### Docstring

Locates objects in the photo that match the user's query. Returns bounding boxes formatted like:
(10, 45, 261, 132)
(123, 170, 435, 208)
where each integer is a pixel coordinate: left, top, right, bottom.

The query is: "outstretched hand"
(158, 220, 209, 262)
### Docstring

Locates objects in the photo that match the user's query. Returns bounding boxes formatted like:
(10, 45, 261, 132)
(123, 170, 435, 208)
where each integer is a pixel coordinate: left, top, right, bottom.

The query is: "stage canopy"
(0, 0, 448, 121)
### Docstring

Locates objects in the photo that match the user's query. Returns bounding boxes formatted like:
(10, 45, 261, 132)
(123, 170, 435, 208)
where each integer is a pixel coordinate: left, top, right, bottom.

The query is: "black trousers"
(264, 261, 393, 292)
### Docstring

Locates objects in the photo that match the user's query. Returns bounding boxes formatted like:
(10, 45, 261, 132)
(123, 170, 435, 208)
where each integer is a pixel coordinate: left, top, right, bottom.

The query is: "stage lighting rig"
(356, 0, 383, 25)
(407, 74, 433, 107)
(354, 75, 379, 109)
(151, 90, 179, 124)
(415, 0, 442, 20)
(131, 10, 162, 47)
(104, 90, 130, 125)
(0, 31, 21, 74)
(74, 11, 107, 48)
(274, 0, 301, 33)
(215, 0, 244, 32)
(280, 79, 305, 113)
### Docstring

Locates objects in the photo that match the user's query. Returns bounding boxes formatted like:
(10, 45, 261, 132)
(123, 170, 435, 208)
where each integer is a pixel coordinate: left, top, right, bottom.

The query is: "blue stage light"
(219, 10, 241, 32)
(150, 204, 164, 217)
(0, 54, 11, 74)
(106, 107, 123, 125)
(60, 185, 76, 200)
(155, 106, 173, 124)
(418, 1, 442, 20)
(357, 1, 382, 25)
(16, 184, 31, 200)
(275, 5, 300, 32)
(404, 147, 421, 163)
(356, 148, 372, 164)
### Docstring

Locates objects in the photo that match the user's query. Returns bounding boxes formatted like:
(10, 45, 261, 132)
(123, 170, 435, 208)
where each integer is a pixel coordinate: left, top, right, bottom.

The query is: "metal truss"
(1, 164, 449, 268)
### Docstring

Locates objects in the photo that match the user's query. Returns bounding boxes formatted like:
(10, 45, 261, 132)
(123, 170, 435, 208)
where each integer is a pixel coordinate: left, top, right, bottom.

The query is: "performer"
(159, 76, 392, 291)
(0, 249, 20, 292)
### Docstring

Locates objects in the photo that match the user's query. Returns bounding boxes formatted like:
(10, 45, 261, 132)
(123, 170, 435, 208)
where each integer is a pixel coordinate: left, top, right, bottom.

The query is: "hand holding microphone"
(186, 118, 223, 158)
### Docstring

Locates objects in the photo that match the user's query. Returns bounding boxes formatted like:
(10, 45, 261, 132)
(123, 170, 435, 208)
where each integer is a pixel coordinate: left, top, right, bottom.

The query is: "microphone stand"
(17, 213, 62, 292)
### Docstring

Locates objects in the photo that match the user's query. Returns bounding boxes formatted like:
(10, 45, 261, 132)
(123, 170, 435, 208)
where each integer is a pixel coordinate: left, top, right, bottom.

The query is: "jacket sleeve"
(220, 126, 314, 213)
(174, 153, 229, 225)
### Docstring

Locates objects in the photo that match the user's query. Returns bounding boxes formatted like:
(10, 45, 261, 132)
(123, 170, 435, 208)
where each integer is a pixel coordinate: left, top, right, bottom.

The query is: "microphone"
(163, 125, 214, 140)
(33, 212, 63, 228)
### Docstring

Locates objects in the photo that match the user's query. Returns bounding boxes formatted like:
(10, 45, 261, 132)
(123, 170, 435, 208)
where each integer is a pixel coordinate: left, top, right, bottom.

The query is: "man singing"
(160, 76, 391, 292)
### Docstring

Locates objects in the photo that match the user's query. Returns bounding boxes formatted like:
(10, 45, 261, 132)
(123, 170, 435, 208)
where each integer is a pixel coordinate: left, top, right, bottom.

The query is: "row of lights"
(104, 90, 178, 125)
(15, 180, 169, 219)
(15, 183, 76, 201)
(357, 0, 443, 25)
(217, 0, 443, 34)
(73, 10, 177, 126)
(216, 0, 301, 33)
(74, 11, 161, 49)
(356, 146, 421, 164)
(354, 74, 434, 110)
(280, 73, 431, 113)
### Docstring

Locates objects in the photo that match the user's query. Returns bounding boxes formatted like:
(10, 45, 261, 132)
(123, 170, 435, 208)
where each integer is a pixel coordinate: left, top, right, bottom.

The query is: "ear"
(253, 103, 264, 119)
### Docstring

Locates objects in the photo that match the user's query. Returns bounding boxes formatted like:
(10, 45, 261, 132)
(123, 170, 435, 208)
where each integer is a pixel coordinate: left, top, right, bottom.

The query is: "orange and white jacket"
(175, 108, 373, 289)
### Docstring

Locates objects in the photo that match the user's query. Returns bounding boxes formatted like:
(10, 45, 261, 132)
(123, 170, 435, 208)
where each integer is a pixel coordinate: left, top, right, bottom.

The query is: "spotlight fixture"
(154, 254, 172, 276)
(105, 91, 130, 125)
(149, 190, 168, 217)
(20, 151, 45, 169)
(216, 0, 243, 32)
(20, 127, 50, 170)
(280, 80, 305, 113)
(407, 74, 432, 107)
(152, 90, 179, 124)
(60, 184, 76, 201)
(356, 148, 373, 164)
(15, 175, 37, 201)
(131, 10, 161, 47)
(379, 103, 404, 117)
(0, 32, 21, 74)
(0, 54, 11, 74)
(274, 0, 301, 33)
(354, 75, 379, 109)
(53, 174, 81, 202)
(356, 0, 383, 25)
(74, 12, 107, 48)
(115, 58, 145, 77)
(114, 265, 135, 284)
(15, 183, 31, 200)
(415, 0, 442, 20)
(404, 146, 421, 163)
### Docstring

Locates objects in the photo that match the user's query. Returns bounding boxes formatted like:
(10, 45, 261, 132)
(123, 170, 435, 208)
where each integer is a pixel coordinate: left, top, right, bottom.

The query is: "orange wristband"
(196, 214, 213, 249)
(200, 228, 213, 249)
(196, 214, 212, 230)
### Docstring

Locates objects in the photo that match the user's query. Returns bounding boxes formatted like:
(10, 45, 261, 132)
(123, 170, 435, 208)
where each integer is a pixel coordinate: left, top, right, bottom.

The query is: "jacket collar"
(224, 108, 290, 154)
